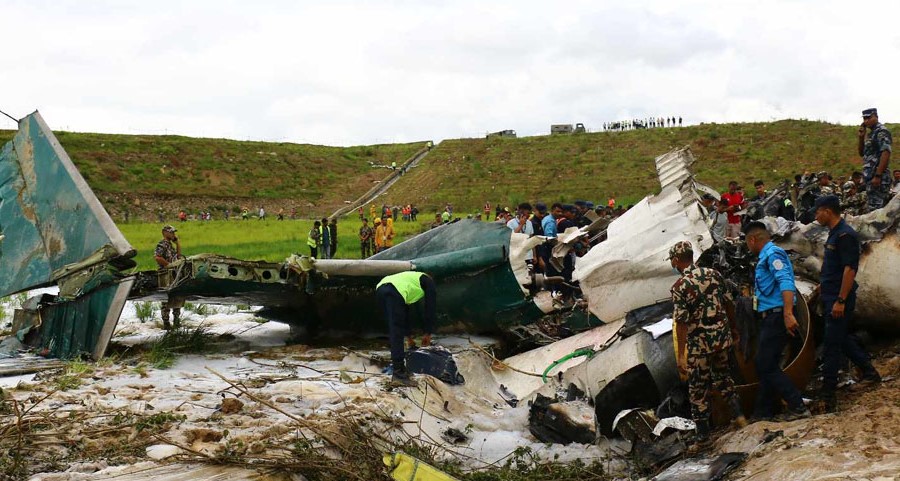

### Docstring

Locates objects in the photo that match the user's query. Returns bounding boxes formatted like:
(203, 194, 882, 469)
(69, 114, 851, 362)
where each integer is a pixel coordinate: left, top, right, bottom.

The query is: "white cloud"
(1, 0, 898, 145)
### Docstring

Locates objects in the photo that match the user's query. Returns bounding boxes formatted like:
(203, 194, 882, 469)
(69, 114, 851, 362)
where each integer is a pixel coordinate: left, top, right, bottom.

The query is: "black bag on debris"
(405, 346, 465, 385)
(528, 394, 596, 445)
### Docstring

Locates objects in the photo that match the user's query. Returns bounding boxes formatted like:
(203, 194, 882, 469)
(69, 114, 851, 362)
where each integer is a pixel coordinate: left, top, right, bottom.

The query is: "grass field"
(0, 128, 427, 217)
(118, 217, 430, 271)
(4, 118, 893, 219)
(383, 120, 895, 212)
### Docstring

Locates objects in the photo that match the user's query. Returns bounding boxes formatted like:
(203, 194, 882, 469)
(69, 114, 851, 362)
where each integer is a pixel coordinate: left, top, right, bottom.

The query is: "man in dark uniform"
(858, 108, 892, 210)
(154, 225, 185, 330)
(744, 221, 810, 420)
(376, 271, 437, 387)
(668, 241, 747, 447)
(813, 196, 881, 411)
(359, 218, 373, 258)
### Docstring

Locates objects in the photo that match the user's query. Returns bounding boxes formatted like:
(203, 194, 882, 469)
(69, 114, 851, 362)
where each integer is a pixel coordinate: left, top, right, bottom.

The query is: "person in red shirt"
(720, 181, 745, 239)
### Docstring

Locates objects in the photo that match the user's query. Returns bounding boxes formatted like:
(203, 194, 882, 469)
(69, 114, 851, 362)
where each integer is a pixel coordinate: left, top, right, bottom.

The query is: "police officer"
(858, 108, 892, 210)
(813, 196, 881, 411)
(668, 241, 747, 447)
(376, 271, 437, 387)
(744, 221, 810, 420)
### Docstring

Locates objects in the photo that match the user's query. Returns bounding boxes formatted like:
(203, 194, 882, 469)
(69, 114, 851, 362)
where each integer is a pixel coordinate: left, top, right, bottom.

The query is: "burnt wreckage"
(2, 113, 899, 444)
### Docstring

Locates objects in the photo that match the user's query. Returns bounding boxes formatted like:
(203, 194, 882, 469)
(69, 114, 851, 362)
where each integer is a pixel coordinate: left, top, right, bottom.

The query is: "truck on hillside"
(551, 123, 586, 135)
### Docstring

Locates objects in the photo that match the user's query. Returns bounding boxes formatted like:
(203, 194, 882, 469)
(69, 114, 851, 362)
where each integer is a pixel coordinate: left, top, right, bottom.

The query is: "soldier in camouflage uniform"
(816, 171, 835, 197)
(858, 108, 892, 210)
(154, 225, 185, 330)
(668, 241, 747, 446)
(840, 181, 868, 216)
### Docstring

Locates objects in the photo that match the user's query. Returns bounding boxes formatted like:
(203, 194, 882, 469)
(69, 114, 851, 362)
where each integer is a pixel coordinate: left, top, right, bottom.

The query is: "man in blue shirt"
(744, 221, 810, 420)
(542, 203, 559, 239)
(813, 196, 880, 411)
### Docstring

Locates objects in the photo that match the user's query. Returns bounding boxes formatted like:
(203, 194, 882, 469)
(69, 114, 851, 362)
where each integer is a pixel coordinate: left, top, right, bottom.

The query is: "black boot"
(390, 365, 417, 388)
(686, 418, 711, 453)
(695, 418, 710, 442)
(729, 398, 748, 428)
(821, 390, 837, 413)
(161, 309, 172, 330)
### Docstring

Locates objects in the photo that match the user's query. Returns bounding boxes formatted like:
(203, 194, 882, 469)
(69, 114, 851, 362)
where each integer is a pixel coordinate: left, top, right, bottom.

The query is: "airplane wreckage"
(2, 112, 900, 453)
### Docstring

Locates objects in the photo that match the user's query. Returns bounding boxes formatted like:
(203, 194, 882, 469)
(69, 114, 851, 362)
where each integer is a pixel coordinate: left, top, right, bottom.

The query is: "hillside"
(2, 119, 893, 220)
(382, 120, 892, 214)
(0, 128, 427, 221)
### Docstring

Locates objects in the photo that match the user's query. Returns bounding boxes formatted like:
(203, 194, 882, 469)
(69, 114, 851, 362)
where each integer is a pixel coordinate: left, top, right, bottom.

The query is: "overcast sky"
(2, 0, 898, 146)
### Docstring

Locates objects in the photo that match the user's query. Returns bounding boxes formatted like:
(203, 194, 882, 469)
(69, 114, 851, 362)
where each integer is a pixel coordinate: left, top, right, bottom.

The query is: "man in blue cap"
(813, 195, 881, 411)
(744, 221, 810, 420)
(858, 108, 892, 210)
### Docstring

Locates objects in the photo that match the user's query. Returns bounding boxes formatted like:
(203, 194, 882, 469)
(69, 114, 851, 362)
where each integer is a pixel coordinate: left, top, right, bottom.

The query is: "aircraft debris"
(650, 452, 747, 481)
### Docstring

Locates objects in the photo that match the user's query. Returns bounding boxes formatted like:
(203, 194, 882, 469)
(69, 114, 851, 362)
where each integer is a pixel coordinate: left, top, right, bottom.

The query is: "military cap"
(574, 200, 587, 207)
(666, 240, 693, 260)
(563, 204, 577, 213)
(535, 202, 548, 213)
(842, 181, 855, 191)
(814, 194, 841, 212)
(585, 201, 595, 209)
(862, 108, 878, 117)
(816, 170, 828, 177)
(162, 225, 177, 233)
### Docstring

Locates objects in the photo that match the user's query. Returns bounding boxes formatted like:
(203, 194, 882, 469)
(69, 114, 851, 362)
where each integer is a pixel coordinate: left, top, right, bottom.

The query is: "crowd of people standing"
(604, 116, 683, 131)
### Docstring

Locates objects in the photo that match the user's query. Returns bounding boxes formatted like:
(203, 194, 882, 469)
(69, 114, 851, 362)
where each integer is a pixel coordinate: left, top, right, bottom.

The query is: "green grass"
(143, 325, 217, 369)
(0, 128, 427, 219)
(3, 118, 886, 219)
(383, 120, 893, 212)
(118, 217, 429, 271)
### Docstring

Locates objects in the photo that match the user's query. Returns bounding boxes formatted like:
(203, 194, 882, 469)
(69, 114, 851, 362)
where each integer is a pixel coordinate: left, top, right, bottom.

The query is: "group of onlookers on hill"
(604, 116, 683, 131)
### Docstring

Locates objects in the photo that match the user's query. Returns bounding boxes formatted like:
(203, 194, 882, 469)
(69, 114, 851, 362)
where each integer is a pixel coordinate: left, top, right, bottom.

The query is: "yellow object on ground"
(383, 452, 460, 481)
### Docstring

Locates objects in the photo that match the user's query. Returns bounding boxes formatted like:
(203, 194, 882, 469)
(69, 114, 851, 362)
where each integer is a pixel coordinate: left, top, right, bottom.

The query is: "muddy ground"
(1, 305, 898, 481)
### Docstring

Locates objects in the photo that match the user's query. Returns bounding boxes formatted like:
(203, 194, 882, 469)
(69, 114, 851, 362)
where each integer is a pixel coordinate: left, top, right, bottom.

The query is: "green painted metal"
(128, 221, 602, 336)
(0, 111, 134, 297)
(0, 112, 135, 359)
(37, 279, 133, 359)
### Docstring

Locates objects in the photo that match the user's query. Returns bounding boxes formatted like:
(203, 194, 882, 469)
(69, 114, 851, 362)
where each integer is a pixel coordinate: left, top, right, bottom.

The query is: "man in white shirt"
(506, 202, 535, 261)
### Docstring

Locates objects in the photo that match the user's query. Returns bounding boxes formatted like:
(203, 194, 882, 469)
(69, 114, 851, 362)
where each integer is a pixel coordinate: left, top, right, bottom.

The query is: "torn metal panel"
(655, 145, 696, 196)
(25, 278, 134, 359)
(651, 452, 747, 481)
(574, 183, 713, 323)
(0, 111, 134, 298)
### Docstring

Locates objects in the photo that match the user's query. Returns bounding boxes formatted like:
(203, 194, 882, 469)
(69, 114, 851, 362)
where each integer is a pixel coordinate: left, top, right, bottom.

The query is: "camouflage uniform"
(840, 181, 868, 216)
(668, 242, 740, 423)
(359, 223, 374, 258)
(155, 230, 184, 328)
(862, 122, 892, 210)
(154, 239, 179, 270)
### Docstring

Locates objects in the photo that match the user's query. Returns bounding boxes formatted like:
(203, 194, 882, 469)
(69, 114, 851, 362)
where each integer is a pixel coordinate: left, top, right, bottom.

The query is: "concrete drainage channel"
(329, 143, 433, 219)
